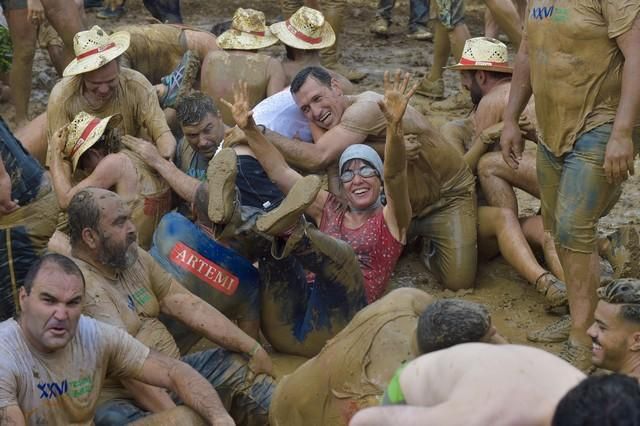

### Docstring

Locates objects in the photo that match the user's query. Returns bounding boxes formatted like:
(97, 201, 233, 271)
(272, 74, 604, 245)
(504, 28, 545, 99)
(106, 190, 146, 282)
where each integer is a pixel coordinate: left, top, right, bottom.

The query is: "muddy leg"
(483, 0, 522, 48)
(40, 0, 84, 65)
(520, 216, 564, 281)
(484, 7, 499, 39)
(14, 112, 47, 165)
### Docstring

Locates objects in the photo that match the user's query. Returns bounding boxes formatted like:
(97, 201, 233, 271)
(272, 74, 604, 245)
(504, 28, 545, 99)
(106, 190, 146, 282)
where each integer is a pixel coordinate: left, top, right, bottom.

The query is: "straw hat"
(270, 6, 335, 50)
(64, 112, 122, 171)
(63, 25, 130, 77)
(446, 37, 512, 73)
(217, 8, 278, 50)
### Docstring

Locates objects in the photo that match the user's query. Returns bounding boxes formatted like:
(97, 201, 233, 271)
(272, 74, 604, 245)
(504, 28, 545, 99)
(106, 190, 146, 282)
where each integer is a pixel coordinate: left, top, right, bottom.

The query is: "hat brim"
(217, 29, 278, 50)
(269, 21, 335, 50)
(63, 31, 131, 77)
(445, 63, 513, 73)
(70, 114, 122, 171)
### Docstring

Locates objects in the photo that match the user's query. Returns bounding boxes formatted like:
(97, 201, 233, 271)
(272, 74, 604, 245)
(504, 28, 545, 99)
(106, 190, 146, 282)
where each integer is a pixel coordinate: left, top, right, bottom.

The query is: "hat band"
(459, 57, 509, 68)
(69, 117, 102, 158)
(286, 19, 322, 44)
(76, 42, 116, 61)
(239, 29, 265, 36)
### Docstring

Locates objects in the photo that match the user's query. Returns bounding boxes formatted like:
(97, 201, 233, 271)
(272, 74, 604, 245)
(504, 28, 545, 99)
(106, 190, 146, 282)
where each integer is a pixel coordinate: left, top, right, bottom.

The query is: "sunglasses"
(340, 165, 379, 183)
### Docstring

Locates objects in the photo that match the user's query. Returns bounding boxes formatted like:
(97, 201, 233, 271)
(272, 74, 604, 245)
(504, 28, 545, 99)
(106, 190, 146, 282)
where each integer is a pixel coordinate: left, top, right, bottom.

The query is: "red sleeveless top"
(319, 194, 404, 303)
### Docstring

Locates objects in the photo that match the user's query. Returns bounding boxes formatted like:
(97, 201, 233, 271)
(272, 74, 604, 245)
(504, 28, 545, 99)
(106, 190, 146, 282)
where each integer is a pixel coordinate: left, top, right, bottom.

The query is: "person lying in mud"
(350, 343, 585, 426)
(48, 112, 171, 250)
(64, 188, 274, 426)
(439, 37, 568, 315)
(0, 118, 60, 321)
(0, 253, 234, 426)
(201, 7, 286, 126)
(221, 71, 413, 357)
(262, 65, 478, 292)
(270, 288, 507, 425)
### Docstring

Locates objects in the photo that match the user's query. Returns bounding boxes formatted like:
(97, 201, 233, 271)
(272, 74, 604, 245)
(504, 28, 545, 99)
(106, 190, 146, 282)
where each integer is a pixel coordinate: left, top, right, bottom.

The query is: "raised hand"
(52, 125, 69, 157)
(377, 70, 419, 126)
(219, 81, 254, 130)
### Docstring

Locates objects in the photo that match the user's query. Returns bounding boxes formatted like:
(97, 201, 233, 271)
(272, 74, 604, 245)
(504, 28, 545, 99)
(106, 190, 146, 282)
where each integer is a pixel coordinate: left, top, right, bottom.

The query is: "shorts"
(430, 0, 465, 29)
(537, 124, 640, 253)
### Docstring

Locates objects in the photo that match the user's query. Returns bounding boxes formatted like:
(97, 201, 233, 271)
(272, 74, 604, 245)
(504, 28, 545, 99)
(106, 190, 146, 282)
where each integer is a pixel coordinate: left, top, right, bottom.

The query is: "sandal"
(535, 271, 568, 309)
(527, 315, 570, 343)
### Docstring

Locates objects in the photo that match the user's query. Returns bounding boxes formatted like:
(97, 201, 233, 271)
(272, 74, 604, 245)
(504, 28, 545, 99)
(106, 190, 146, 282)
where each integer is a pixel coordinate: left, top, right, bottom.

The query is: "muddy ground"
(7, 0, 640, 369)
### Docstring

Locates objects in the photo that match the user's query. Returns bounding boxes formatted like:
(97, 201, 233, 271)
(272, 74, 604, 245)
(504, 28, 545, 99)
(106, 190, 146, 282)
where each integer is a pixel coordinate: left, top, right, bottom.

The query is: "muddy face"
(341, 159, 382, 211)
(181, 112, 224, 160)
(95, 194, 139, 270)
(82, 60, 120, 109)
(588, 301, 639, 371)
(293, 77, 345, 130)
(18, 263, 84, 353)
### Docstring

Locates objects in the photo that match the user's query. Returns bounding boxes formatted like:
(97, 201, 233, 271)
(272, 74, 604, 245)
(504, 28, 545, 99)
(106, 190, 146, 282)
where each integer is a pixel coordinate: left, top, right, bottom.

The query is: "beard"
(470, 80, 483, 106)
(97, 232, 139, 270)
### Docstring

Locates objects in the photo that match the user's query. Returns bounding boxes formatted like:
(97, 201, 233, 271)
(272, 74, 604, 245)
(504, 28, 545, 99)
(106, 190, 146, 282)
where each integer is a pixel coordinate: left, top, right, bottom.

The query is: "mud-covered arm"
(379, 72, 414, 243)
(120, 378, 176, 413)
(122, 135, 200, 204)
(0, 157, 18, 214)
(136, 350, 234, 425)
(464, 97, 503, 172)
(159, 280, 273, 376)
(49, 127, 121, 209)
(266, 57, 287, 97)
(0, 406, 25, 426)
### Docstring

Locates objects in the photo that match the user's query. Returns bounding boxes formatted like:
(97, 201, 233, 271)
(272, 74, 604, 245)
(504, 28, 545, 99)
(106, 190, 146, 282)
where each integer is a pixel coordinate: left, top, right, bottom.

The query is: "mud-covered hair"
(597, 279, 640, 324)
(552, 374, 640, 426)
(417, 299, 491, 354)
(67, 189, 101, 247)
(290, 66, 332, 94)
(176, 91, 219, 127)
(23, 253, 85, 294)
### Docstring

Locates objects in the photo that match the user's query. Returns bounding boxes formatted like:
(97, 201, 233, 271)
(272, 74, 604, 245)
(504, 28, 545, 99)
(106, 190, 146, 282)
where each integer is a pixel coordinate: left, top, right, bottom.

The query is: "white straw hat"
(63, 25, 130, 77)
(270, 6, 335, 50)
(446, 37, 512, 73)
(217, 8, 278, 50)
(64, 111, 122, 171)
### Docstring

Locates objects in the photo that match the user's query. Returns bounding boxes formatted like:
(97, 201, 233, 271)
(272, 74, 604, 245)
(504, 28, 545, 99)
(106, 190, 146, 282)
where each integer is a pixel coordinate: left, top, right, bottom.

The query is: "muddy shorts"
(430, 0, 465, 29)
(537, 124, 640, 253)
(94, 348, 275, 426)
(150, 212, 261, 351)
(36, 20, 63, 49)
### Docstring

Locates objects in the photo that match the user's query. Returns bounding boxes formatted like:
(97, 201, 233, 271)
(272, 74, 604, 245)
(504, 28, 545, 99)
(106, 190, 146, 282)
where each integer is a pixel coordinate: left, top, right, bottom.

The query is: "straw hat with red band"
(63, 25, 130, 77)
(64, 112, 123, 171)
(217, 8, 278, 50)
(270, 6, 335, 50)
(446, 37, 512, 73)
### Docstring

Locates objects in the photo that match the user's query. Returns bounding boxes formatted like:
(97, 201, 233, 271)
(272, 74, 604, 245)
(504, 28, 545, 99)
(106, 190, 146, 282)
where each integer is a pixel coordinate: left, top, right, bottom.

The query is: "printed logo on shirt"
(169, 242, 239, 296)
(37, 376, 93, 399)
(128, 287, 152, 309)
(530, 6, 568, 22)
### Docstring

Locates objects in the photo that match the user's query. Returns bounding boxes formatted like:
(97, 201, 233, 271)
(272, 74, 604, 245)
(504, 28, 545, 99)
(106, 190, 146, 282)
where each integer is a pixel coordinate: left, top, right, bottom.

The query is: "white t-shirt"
(252, 88, 312, 142)
(0, 316, 150, 425)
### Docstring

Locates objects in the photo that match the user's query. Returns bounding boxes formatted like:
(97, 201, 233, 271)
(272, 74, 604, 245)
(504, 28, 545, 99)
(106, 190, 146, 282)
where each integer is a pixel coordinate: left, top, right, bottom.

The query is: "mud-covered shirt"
(0, 316, 149, 425)
(320, 194, 403, 303)
(72, 249, 179, 403)
(339, 91, 473, 216)
(526, 0, 640, 155)
(46, 67, 171, 163)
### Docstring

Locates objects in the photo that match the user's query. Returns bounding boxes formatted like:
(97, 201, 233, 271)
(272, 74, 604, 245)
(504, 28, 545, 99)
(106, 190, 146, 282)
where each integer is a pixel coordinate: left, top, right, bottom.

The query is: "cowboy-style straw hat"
(217, 8, 278, 50)
(446, 37, 512, 73)
(63, 25, 130, 77)
(64, 111, 122, 171)
(270, 6, 335, 50)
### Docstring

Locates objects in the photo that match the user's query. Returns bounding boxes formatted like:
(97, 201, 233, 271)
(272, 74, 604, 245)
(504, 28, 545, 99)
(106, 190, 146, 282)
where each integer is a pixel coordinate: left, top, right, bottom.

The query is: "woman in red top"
(223, 70, 413, 357)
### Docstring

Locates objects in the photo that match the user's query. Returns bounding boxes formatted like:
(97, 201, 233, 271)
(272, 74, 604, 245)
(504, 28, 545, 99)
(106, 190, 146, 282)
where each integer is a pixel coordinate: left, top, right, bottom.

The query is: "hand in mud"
(0, 176, 18, 215)
(27, 0, 44, 25)
(247, 345, 274, 378)
(377, 70, 419, 126)
(604, 132, 635, 184)
(222, 126, 248, 148)
(500, 119, 524, 169)
(404, 134, 420, 161)
(52, 125, 69, 157)
(219, 82, 254, 130)
(121, 135, 162, 166)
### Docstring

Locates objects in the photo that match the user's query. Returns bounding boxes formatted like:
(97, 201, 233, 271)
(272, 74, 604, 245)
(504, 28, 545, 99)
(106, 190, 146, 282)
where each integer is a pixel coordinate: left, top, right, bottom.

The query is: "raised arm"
(378, 71, 414, 243)
(121, 135, 201, 204)
(500, 33, 532, 169)
(159, 279, 273, 376)
(136, 350, 234, 426)
(49, 126, 121, 209)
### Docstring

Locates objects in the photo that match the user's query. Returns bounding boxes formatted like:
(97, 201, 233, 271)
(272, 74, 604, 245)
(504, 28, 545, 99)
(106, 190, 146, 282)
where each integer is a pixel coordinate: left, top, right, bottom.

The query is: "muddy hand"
(404, 134, 420, 161)
(0, 175, 18, 215)
(500, 119, 524, 169)
(219, 81, 254, 130)
(52, 125, 69, 156)
(27, 0, 44, 24)
(378, 70, 419, 125)
(222, 126, 248, 148)
(247, 345, 274, 377)
(604, 133, 635, 184)
(122, 135, 162, 166)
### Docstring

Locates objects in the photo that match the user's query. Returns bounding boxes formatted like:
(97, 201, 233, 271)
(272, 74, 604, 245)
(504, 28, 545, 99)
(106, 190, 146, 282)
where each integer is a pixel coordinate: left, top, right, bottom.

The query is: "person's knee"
(477, 153, 502, 181)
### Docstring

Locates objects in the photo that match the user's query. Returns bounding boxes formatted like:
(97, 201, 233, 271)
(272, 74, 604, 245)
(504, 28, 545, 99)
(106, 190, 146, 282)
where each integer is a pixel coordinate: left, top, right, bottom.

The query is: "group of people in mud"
(0, 0, 640, 424)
